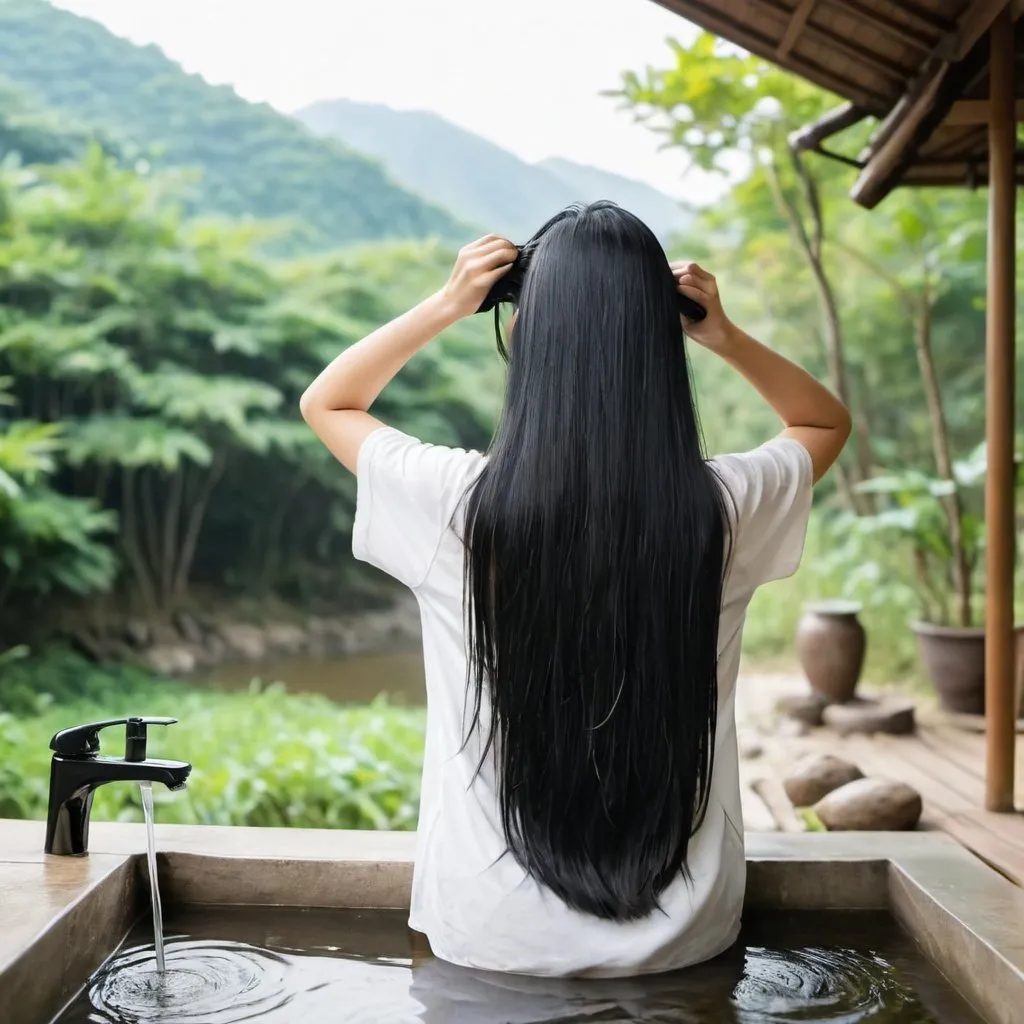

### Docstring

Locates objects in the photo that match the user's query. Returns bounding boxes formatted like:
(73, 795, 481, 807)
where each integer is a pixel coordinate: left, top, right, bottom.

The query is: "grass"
(0, 658, 424, 829)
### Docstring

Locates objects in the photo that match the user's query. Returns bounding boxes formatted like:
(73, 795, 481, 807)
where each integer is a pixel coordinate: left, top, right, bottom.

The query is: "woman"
(301, 202, 850, 978)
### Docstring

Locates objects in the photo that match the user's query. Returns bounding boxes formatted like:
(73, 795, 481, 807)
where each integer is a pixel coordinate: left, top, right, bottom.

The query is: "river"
(196, 651, 426, 705)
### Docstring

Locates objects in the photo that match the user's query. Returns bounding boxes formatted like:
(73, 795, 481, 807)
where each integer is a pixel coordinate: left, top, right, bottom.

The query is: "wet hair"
(462, 201, 731, 921)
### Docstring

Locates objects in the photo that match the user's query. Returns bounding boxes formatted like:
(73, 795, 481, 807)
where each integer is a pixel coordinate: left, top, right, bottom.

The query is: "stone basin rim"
(0, 820, 1022, 1024)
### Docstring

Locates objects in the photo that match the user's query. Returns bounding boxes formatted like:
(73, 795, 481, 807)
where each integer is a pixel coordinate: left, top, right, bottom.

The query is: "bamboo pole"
(984, 4, 1017, 813)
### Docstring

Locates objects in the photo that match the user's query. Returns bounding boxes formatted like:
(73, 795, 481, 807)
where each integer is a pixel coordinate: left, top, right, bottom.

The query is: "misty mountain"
(0, 0, 468, 248)
(294, 98, 693, 243)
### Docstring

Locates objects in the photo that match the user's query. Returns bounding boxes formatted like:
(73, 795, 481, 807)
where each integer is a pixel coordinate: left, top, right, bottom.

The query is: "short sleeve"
(352, 426, 485, 590)
(712, 437, 814, 588)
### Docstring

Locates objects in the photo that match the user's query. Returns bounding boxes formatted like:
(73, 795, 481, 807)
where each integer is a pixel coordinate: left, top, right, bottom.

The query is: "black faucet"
(45, 717, 192, 856)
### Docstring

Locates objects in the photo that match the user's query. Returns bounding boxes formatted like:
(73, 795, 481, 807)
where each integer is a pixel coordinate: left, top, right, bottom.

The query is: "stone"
(775, 692, 828, 726)
(218, 623, 267, 661)
(306, 598, 422, 657)
(143, 644, 196, 677)
(814, 777, 923, 831)
(123, 619, 151, 650)
(173, 610, 205, 645)
(823, 698, 916, 736)
(189, 634, 226, 668)
(265, 623, 307, 655)
(777, 717, 811, 739)
(738, 730, 764, 760)
(783, 753, 864, 807)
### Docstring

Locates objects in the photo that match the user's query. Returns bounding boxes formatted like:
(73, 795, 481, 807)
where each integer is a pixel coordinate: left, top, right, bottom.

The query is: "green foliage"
(740, 512, 922, 680)
(619, 33, 1023, 658)
(0, 75, 119, 166)
(0, 0, 468, 248)
(0, 653, 424, 828)
(0, 379, 117, 613)
(0, 140, 502, 635)
(0, 15, 1010, 689)
(615, 32, 861, 172)
(0, 644, 152, 716)
(851, 447, 1023, 626)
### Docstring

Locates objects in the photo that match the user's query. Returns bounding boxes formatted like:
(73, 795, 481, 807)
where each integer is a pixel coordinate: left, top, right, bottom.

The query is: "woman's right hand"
(671, 261, 734, 354)
(440, 235, 519, 320)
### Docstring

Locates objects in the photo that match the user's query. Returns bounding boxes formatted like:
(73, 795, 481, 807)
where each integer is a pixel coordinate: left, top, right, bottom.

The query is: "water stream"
(139, 781, 166, 974)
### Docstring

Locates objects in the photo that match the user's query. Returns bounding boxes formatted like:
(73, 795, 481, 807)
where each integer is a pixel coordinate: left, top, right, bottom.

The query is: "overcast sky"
(53, 0, 731, 202)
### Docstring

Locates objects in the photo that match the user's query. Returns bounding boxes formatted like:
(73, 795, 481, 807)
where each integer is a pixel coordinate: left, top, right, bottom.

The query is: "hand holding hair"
(298, 236, 516, 472)
(440, 235, 518, 320)
(671, 261, 729, 352)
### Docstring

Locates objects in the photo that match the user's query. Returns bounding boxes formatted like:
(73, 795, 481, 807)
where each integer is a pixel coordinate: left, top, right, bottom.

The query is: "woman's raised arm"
(300, 236, 517, 472)
(673, 261, 852, 482)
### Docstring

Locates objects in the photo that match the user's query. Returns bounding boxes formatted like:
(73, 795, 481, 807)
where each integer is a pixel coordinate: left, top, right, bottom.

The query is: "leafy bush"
(0, 379, 118, 617)
(0, 676, 425, 829)
(0, 645, 160, 716)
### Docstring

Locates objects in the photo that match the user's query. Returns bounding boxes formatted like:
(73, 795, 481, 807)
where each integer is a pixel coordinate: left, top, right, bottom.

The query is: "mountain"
(0, 0, 468, 247)
(295, 99, 693, 243)
(538, 158, 695, 240)
(295, 99, 571, 242)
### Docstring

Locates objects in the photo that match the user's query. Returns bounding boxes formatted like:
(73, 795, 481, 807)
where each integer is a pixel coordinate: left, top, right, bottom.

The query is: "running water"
(139, 782, 166, 973)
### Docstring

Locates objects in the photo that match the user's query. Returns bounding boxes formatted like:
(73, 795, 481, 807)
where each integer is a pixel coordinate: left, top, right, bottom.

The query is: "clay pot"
(795, 601, 866, 704)
(911, 622, 1024, 716)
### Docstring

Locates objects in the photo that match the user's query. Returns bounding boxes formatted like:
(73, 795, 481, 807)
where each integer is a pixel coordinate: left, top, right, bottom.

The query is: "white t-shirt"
(353, 426, 813, 978)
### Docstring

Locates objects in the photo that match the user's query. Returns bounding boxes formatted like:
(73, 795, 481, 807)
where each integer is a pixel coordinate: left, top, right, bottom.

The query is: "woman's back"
(353, 424, 813, 975)
(301, 201, 850, 977)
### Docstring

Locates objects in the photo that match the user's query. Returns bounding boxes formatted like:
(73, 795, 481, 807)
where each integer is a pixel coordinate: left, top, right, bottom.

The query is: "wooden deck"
(741, 698, 1024, 887)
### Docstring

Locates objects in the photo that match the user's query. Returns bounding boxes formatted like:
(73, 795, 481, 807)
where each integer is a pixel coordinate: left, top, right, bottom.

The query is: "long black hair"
(462, 202, 731, 921)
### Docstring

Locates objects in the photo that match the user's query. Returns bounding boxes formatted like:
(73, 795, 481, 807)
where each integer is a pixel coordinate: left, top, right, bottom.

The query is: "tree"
(615, 33, 875, 510)
(841, 192, 989, 626)
(0, 142, 502, 645)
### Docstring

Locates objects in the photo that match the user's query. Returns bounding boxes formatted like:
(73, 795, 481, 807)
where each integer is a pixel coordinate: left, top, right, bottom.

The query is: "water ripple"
(78, 936, 945, 1023)
(733, 946, 918, 1022)
(87, 939, 293, 1024)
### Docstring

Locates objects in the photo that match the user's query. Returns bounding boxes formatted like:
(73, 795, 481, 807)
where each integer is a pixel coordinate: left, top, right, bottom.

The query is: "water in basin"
(54, 906, 985, 1023)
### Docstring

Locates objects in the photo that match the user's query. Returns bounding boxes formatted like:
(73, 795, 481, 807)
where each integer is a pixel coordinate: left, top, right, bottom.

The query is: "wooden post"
(985, 4, 1017, 813)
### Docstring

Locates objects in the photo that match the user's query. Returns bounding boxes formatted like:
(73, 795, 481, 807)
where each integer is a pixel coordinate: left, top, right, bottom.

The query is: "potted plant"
(855, 444, 1022, 715)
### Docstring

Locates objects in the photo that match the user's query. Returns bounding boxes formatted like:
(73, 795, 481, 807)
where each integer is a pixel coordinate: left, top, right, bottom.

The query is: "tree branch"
(172, 450, 227, 605)
(765, 153, 868, 512)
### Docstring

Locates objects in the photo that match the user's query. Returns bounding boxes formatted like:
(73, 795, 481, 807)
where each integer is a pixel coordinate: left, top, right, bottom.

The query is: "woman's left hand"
(670, 261, 733, 353)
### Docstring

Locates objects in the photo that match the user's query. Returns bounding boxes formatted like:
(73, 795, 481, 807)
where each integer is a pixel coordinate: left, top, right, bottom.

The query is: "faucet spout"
(44, 718, 192, 856)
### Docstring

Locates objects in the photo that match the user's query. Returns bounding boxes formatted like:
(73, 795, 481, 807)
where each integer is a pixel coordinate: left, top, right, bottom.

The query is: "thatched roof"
(654, 1, 1024, 206)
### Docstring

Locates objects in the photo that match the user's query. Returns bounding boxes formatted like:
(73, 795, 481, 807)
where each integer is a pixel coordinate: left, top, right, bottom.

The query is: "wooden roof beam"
(824, 0, 941, 52)
(760, 0, 910, 84)
(788, 101, 870, 170)
(846, 5, 1015, 207)
(946, 98, 1024, 124)
(941, 0, 1017, 62)
(851, 34, 994, 208)
(789, 100, 870, 150)
(778, 0, 818, 57)
(652, 0, 889, 109)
